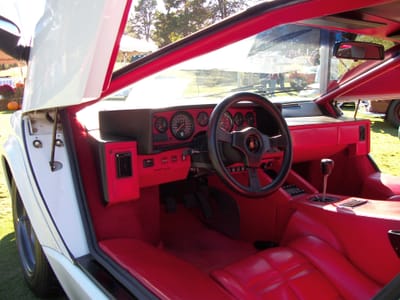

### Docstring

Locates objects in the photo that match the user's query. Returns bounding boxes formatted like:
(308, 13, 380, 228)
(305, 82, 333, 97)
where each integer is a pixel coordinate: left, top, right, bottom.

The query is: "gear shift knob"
(321, 158, 334, 201)
(321, 158, 334, 176)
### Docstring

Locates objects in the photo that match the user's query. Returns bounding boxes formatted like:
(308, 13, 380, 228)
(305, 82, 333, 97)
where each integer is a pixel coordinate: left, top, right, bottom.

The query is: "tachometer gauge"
(170, 111, 195, 140)
(154, 116, 168, 133)
(219, 111, 233, 132)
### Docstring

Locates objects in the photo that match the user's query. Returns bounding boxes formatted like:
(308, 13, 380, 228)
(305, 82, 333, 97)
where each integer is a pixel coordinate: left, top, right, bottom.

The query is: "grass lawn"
(368, 117, 400, 176)
(343, 107, 400, 176)
(0, 109, 399, 299)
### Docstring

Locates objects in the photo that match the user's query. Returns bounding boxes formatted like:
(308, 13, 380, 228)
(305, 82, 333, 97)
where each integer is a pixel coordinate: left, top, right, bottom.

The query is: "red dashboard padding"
(99, 238, 232, 300)
(99, 141, 140, 204)
(212, 236, 380, 300)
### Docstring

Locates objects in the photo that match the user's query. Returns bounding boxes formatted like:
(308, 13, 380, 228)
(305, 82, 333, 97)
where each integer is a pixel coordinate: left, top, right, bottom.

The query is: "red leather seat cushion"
(212, 236, 381, 300)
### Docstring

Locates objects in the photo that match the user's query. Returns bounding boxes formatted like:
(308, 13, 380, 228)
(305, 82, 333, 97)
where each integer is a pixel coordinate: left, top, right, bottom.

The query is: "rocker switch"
(115, 152, 132, 178)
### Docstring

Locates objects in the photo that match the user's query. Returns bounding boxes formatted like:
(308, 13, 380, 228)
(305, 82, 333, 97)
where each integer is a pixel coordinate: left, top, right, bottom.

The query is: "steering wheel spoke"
(216, 127, 232, 144)
(269, 134, 287, 150)
(247, 167, 261, 191)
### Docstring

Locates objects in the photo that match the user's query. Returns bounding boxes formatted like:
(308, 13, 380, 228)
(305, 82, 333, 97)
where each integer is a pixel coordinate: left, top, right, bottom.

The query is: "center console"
(283, 167, 400, 285)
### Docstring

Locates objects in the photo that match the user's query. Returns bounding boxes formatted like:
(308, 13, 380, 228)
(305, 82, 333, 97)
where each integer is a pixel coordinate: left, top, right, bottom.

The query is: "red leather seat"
(211, 236, 381, 300)
(388, 195, 400, 201)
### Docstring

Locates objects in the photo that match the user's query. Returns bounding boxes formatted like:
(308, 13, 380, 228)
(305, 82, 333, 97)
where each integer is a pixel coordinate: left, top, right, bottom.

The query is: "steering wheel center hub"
(246, 134, 261, 153)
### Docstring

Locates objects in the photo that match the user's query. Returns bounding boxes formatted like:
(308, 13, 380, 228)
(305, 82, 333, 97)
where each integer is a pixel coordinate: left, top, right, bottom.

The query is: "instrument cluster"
(152, 108, 256, 145)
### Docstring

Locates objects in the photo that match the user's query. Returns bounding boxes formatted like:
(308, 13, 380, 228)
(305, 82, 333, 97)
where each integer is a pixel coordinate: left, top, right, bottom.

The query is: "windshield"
(107, 24, 393, 108)
(113, 24, 327, 108)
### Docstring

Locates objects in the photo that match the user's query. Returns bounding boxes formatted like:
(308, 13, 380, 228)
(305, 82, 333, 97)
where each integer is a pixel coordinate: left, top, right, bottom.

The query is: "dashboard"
(90, 98, 373, 206)
(99, 105, 258, 154)
(97, 100, 370, 162)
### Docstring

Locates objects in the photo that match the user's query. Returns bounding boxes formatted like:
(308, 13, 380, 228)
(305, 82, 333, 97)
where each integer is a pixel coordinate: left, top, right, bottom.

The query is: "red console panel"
(99, 141, 140, 204)
(138, 148, 191, 188)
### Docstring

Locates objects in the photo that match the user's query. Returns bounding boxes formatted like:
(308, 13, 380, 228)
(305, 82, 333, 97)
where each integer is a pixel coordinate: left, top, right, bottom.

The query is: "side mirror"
(0, 16, 30, 61)
(333, 41, 384, 60)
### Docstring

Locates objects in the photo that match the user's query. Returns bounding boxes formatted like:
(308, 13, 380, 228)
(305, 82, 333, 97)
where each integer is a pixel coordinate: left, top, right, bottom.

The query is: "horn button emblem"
(246, 134, 261, 153)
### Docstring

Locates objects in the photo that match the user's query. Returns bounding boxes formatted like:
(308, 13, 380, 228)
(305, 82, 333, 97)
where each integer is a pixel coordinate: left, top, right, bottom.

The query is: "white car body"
(2, 1, 127, 297)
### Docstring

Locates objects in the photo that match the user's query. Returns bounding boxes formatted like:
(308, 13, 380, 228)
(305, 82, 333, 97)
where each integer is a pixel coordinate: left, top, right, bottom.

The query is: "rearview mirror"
(333, 41, 384, 60)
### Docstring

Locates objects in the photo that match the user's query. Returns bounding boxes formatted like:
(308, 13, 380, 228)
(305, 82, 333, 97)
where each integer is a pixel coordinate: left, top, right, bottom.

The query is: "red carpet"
(160, 204, 257, 273)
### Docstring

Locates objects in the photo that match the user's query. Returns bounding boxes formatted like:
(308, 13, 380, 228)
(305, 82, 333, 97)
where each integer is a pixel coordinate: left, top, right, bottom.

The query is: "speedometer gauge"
(170, 111, 195, 140)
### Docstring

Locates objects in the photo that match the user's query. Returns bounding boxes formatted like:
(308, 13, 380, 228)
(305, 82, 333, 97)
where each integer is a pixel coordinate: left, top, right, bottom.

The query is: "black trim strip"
(76, 255, 135, 299)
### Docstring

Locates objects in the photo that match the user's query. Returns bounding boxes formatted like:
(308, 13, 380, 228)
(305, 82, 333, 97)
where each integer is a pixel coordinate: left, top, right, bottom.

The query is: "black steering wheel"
(207, 92, 292, 197)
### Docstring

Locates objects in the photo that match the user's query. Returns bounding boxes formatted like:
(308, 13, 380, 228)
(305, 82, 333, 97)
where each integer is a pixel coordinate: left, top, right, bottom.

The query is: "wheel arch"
(385, 99, 400, 127)
(1, 155, 13, 192)
(1, 134, 65, 254)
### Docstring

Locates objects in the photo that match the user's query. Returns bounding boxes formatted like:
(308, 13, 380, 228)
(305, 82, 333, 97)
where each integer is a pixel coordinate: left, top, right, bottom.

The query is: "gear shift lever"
(321, 158, 334, 202)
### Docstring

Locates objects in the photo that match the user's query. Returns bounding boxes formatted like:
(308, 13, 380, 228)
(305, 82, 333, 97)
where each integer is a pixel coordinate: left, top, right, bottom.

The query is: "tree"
(152, 0, 211, 47)
(130, 0, 157, 41)
(128, 0, 250, 47)
(209, 0, 247, 21)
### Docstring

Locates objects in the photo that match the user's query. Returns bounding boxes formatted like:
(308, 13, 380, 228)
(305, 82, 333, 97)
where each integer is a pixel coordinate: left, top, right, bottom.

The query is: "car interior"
(62, 1, 400, 299)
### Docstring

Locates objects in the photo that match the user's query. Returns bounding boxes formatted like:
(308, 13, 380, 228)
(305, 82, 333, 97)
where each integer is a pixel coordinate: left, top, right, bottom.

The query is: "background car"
(367, 99, 400, 127)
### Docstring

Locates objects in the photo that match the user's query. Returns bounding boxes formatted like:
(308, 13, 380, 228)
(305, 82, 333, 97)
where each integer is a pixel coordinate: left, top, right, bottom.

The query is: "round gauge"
(219, 111, 233, 132)
(170, 111, 195, 140)
(245, 112, 255, 126)
(154, 116, 168, 133)
(233, 112, 244, 127)
(197, 111, 209, 127)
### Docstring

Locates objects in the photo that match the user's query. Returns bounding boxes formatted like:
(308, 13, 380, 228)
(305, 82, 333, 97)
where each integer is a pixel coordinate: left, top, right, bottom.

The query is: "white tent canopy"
(120, 35, 157, 53)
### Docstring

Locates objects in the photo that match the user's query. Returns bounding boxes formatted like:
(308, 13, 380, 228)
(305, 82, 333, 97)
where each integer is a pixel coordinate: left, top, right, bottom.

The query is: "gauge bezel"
(197, 111, 209, 127)
(233, 112, 244, 127)
(219, 111, 233, 132)
(170, 111, 195, 140)
(245, 111, 255, 127)
(154, 116, 168, 133)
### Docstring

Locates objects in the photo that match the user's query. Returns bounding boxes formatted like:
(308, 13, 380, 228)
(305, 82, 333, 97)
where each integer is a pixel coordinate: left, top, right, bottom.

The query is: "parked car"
(2, 1, 400, 299)
(367, 99, 400, 127)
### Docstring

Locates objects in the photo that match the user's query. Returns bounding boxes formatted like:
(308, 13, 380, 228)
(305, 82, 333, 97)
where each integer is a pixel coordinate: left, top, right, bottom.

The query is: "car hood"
(16, 0, 127, 112)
